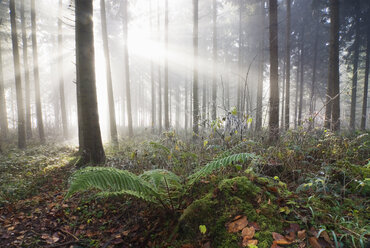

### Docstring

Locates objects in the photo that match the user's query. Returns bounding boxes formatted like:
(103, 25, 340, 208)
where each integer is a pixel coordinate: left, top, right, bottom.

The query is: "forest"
(0, 0, 369, 247)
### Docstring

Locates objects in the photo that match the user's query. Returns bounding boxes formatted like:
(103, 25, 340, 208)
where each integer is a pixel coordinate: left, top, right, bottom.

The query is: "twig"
(58, 228, 79, 241)
(46, 240, 80, 248)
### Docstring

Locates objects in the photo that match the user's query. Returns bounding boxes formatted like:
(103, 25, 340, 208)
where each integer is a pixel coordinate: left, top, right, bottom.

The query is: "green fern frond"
(188, 153, 258, 185)
(66, 167, 159, 203)
(217, 140, 257, 159)
(149, 141, 171, 154)
(140, 169, 183, 193)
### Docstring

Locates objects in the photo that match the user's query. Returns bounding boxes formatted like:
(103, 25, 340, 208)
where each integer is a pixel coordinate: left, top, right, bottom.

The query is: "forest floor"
(0, 130, 369, 248)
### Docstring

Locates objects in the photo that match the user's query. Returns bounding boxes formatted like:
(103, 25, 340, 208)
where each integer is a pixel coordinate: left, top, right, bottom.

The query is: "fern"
(140, 169, 183, 193)
(66, 167, 159, 203)
(188, 153, 258, 185)
(217, 140, 257, 159)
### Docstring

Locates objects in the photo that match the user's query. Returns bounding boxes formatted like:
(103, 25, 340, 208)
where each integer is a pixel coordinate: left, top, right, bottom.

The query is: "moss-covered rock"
(179, 176, 287, 247)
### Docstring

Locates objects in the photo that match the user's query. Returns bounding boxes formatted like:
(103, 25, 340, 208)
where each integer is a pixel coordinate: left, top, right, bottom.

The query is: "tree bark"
(58, 0, 68, 139)
(284, 0, 291, 130)
(10, 0, 26, 149)
(101, 0, 118, 145)
(255, 0, 264, 132)
(76, 0, 105, 163)
(309, 24, 319, 130)
(21, 0, 32, 138)
(237, 0, 243, 115)
(349, 8, 360, 131)
(192, 0, 199, 138)
(157, 0, 162, 133)
(268, 0, 279, 142)
(298, 22, 305, 126)
(211, 0, 217, 121)
(122, 0, 133, 137)
(31, 0, 45, 143)
(164, 0, 169, 130)
(361, 34, 369, 130)
(325, 0, 340, 131)
(149, 1, 156, 133)
(0, 25, 8, 139)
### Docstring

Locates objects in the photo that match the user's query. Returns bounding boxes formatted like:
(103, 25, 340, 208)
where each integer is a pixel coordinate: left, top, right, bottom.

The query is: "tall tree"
(211, 0, 217, 121)
(193, 0, 199, 137)
(58, 0, 68, 139)
(298, 22, 305, 126)
(237, 0, 243, 115)
(284, 0, 291, 130)
(157, 0, 162, 133)
(349, 7, 360, 131)
(361, 34, 369, 130)
(122, 0, 133, 137)
(150, 0, 156, 133)
(31, 0, 45, 143)
(0, 22, 8, 139)
(164, 0, 169, 130)
(10, 0, 26, 149)
(255, 0, 265, 132)
(75, 0, 105, 163)
(20, 0, 32, 138)
(309, 23, 319, 129)
(268, 0, 279, 141)
(325, 0, 340, 131)
(100, 0, 118, 145)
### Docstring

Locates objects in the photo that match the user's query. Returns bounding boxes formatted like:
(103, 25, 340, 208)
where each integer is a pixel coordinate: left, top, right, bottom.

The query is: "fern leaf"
(188, 153, 259, 185)
(140, 169, 183, 193)
(66, 167, 159, 203)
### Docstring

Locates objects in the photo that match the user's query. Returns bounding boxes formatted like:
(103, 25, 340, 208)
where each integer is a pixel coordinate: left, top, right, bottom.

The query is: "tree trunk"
(280, 60, 285, 128)
(58, 0, 68, 139)
(284, 0, 291, 130)
(122, 0, 133, 137)
(294, 58, 299, 129)
(202, 78, 206, 124)
(0, 28, 8, 139)
(211, 0, 217, 121)
(255, 0, 264, 132)
(361, 34, 369, 130)
(185, 80, 188, 132)
(75, 0, 105, 163)
(21, 0, 32, 139)
(237, 0, 243, 115)
(192, 0, 199, 138)
(150, 0, 156, 133)
(157, 0, 162, 133)
(164, 0, 169, 130)
(326, 0, 340, 131)
(349, 9, 360, 131)
(31, 0, 45, 143)
(268, 0, 279, 142)
(309, 24, 319, 130)
(298, 23, 305, 126)
(100, 0, 118, 145)
(10, 0, 26, 149)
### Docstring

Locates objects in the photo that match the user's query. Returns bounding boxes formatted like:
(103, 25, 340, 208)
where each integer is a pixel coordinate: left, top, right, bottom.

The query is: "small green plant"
(66, 153, 258, 211)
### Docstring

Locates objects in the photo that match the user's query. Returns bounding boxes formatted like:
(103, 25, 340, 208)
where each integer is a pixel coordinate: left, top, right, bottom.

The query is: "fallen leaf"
(181, 244, 194, 248)
(319, 231, 333, 245)
(241, 226, 255, 239)
(227, 216, 248, 233)
(270, 241, 282, 248)
(298, 230, 306, 240)
(287, 223, 300, 233)
(202, 241, 211, 248)
(272, 232, 292, 245)
(249, 222, 260, 231)
(309, 237, 322, 248)
(285, 231, 295, 241)
(243, 238, 258, 247)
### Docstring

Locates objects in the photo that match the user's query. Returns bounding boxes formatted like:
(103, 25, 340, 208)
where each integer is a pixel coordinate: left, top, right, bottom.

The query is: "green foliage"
(140, 169, 183, 193)
(188, 153, 258, 185)
(66, 167, 159, 203)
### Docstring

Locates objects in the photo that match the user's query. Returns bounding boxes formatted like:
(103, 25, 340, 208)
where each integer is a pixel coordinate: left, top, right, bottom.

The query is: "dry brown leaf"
(285, 231, 296, 241)
(272, 232, 292, 245)
(227, 216, 248, 233)
(270, 241, 282, 248)
(241, 226, 255, 240)
(309, 237, 322, 248)
(243, 238, 258, 247)
(249, 222, 260, 231)
(298, 230, 306, 240)
(181, 244, 194, 248)
(320, 231, 333, 245)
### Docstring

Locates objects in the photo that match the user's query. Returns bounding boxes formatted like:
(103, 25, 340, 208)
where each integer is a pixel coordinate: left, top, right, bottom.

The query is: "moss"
(178, 176, 286, 247)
